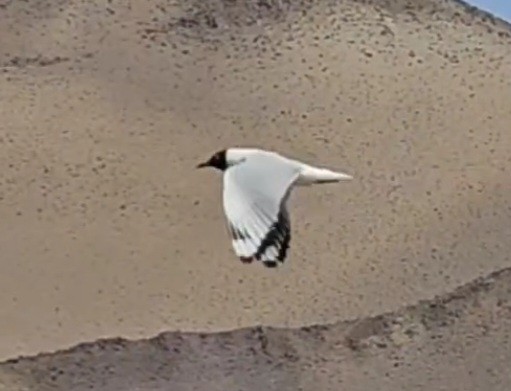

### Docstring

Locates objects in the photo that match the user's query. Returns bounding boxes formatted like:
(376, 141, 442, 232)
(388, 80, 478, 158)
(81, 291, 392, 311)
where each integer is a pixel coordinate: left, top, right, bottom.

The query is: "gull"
(197, 148, 353, 268)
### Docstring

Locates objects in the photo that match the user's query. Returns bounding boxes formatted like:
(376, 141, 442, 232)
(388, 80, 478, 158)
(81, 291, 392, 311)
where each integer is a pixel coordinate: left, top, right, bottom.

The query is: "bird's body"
(197, 148, 352, 268)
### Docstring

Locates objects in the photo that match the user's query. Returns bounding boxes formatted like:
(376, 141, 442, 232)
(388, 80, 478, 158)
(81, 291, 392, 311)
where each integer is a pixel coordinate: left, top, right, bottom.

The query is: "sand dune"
(0, 0, 510, 388)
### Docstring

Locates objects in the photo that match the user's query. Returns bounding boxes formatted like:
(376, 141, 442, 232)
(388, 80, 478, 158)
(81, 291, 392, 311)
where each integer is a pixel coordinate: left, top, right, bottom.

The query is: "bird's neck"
(226, 148, 260, 166)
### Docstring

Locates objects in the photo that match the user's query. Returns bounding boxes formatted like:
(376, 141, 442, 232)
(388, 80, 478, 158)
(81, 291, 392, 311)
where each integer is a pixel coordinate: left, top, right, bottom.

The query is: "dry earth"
(0, 0, 510, 389)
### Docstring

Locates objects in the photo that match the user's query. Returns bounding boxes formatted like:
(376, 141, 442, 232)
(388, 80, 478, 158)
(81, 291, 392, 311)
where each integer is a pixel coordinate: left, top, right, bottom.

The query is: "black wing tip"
(239, 256, 253, 264)
(252, 210, 291, 263)
(238, 256, 286, 268)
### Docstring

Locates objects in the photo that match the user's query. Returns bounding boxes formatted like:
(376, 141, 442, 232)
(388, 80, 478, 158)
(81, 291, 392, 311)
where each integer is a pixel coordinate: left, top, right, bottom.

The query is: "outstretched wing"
(222, 155, 299, 267)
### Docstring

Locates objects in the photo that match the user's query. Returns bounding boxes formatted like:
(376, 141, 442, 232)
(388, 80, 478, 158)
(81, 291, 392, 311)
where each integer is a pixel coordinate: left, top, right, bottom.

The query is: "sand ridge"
(1, 266, 510, 390)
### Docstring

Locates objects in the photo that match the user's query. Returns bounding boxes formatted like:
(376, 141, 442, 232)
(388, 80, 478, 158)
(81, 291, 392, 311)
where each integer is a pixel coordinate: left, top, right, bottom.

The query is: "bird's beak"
(196, 161, 209, 169)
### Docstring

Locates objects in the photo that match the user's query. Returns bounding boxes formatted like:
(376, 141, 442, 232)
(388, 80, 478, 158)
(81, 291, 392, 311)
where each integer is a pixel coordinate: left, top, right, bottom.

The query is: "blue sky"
(466, 0, 511, 21)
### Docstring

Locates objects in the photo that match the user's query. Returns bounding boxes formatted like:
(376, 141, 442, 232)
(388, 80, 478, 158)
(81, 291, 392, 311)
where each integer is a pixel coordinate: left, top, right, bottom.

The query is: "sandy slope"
(1, 266, 511, 390)
(0, 0, 510, 366)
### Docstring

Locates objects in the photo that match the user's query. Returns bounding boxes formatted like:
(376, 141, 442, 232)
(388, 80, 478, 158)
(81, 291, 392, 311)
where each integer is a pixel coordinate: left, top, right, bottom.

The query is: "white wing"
(222, 154, 299, 267)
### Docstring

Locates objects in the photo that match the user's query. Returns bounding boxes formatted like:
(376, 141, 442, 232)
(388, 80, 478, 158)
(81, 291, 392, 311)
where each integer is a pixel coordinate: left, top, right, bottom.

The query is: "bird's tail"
(299, 166, 353, 184)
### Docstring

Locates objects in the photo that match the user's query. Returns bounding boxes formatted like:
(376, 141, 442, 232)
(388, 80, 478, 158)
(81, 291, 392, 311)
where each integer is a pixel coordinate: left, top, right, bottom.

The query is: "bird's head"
(197, 148, 257, 171)
(196, 149, 228, 171)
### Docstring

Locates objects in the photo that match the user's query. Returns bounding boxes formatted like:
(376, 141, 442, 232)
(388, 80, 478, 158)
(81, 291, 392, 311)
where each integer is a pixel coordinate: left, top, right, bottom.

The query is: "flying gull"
(197, 148, 353, 268)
